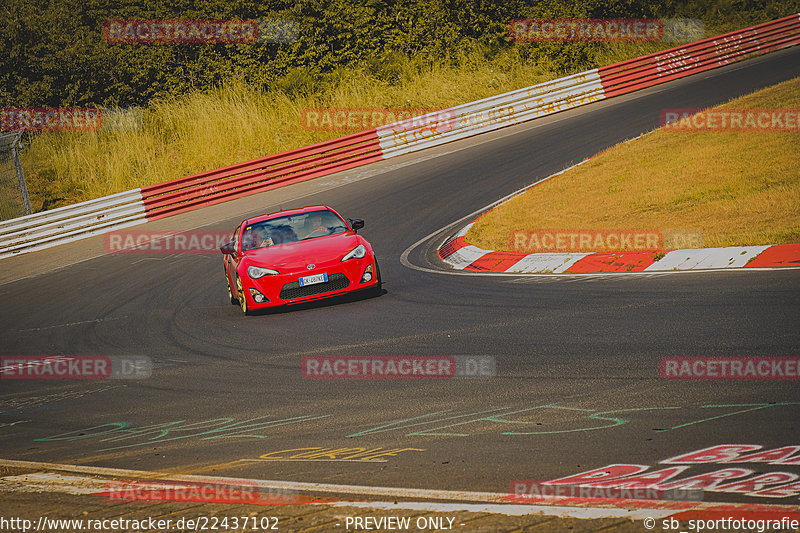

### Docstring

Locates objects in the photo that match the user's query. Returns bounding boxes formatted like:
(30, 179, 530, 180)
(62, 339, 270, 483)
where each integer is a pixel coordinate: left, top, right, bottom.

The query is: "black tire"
(369, 259, 382, 297)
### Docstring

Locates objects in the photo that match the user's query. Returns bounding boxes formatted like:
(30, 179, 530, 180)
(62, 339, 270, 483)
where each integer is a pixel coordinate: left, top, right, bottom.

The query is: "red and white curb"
(1, 459, 799, 523)
(426, 128, 794, 275)
(439, 223, 800, 273)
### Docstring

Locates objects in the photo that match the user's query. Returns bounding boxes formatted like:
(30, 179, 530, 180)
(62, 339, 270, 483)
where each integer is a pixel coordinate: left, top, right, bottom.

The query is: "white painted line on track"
(3, 458, 797, 522)
(0, 468, 673, 520)
(0, 472, 108, 495)
(319, 500, 674, 519)
(0, 459, 512, 503)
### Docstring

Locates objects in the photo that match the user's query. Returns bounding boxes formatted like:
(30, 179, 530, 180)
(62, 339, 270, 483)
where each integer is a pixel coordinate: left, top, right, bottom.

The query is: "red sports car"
(220, 205, 381, 314)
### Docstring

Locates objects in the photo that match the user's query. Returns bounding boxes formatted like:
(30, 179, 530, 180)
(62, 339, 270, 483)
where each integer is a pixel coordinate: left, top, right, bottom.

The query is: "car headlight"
(247, 266, 279, 278)
(341, 244, 366, 262)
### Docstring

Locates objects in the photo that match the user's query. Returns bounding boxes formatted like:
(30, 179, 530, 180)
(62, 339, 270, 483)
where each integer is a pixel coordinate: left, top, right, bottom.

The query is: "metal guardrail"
(377, 70, 606, 158)
(141, 130, 382, 221)
(376, 14, 800, 156)
(1, 14, 798, 259)
(598, 15, 800, 97)
(0, 189, 146, 257)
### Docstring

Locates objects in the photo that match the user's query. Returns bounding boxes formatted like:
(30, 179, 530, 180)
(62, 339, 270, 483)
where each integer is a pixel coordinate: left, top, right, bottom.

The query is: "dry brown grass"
(467, 77, 800, 251)
(19, 53, 555, 211)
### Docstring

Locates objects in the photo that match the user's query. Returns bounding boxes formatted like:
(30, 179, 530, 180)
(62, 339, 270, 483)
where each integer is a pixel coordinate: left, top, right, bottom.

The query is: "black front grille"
(279, 273, 350, 300)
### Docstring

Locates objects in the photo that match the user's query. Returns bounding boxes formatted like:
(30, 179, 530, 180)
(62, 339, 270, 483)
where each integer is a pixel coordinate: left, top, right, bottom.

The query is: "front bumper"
(240, 257, 378, 310)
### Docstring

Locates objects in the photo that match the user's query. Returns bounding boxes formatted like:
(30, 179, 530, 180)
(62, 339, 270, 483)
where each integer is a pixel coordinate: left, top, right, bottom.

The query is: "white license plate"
(299, 273, 328, 286)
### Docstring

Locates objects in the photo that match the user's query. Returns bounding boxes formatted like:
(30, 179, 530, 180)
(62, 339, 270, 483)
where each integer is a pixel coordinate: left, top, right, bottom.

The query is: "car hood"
(243, 232, 363, 271)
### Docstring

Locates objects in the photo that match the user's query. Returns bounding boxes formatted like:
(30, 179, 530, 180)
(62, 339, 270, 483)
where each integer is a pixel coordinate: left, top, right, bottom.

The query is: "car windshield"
(240, 210, 349, 251)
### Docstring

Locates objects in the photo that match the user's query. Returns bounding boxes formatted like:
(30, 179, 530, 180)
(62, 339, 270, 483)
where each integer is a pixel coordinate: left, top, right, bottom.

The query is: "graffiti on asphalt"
(35, 414, 331, 451)
(345, 402, 799, 437)
(33, 402, 799, 450)
(255, 447, 425, 462)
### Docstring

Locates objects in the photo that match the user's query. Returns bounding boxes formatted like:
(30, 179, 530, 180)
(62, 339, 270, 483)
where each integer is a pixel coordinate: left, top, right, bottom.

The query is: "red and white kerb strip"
(439, 223, 800, 273)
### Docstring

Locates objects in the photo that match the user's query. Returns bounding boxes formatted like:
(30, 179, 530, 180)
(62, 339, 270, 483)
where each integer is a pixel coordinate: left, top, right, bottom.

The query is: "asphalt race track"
(1, 46, 799, 512)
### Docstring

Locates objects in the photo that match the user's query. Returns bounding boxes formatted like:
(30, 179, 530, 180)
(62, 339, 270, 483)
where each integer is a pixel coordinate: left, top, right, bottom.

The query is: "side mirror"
(349, 218, 364, 232)
(220, 241, 236, 255)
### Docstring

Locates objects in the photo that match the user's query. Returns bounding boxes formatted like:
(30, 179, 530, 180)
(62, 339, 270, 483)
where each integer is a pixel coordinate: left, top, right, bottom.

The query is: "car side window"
(233, 224, 242, 251)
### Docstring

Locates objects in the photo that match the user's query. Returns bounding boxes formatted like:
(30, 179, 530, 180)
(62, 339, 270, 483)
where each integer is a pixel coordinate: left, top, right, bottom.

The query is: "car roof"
(243, 205, 338, 226)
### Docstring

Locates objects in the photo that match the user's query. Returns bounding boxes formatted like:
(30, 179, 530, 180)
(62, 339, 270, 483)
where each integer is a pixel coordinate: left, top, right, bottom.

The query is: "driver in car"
(302, 213, 329, 239)
(256, 225, 274, 248)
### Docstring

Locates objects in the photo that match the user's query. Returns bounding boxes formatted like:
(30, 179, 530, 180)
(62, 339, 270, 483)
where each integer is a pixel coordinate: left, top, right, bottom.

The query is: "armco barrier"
(141, 129, 382, 221)
(0, 131, 381, 258)
(1, 14, 798, 259)
(0, 189, 146, 257)
(376, 14, 800, 155)
(597, 15, 800, 98)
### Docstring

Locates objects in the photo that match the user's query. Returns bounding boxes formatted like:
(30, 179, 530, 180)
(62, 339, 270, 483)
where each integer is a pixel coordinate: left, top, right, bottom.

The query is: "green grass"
(467, 77, 800, 251)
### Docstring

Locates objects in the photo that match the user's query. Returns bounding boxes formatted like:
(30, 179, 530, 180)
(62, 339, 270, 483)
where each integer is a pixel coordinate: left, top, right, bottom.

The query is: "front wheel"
(226, 272, 238, 305)
(368, 260, 382, 297)
(236, 275, 249, 315)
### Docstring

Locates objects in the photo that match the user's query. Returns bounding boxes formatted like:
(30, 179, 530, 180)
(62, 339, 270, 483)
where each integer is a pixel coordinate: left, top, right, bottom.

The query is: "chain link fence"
(0, 132, 31, 220)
